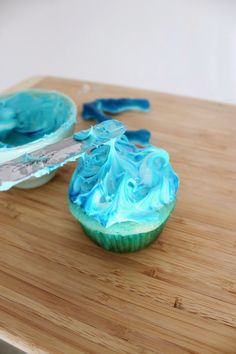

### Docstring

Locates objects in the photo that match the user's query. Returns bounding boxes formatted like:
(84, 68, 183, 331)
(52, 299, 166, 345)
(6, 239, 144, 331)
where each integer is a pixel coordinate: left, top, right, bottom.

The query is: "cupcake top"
(0, 90, 76, 149)
(69, 120, 179, 228)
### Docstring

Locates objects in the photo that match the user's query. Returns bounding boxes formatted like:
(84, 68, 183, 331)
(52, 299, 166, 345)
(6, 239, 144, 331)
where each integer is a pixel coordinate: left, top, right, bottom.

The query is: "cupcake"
(68, 121, 179, 252)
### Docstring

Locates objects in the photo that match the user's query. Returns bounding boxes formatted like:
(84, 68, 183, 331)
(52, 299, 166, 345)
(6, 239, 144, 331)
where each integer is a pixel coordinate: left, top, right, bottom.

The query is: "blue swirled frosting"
(69, 121, 179, 228)
(0, 90, 76, 148)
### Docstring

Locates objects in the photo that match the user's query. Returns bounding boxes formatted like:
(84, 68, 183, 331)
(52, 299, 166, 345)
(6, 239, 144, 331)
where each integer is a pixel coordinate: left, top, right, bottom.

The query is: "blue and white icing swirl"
(69, 121, 179, 228)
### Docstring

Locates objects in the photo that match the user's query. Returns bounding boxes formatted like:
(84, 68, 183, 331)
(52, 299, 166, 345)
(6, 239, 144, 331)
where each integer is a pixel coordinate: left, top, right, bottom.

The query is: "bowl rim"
(0, 88, 77, 151)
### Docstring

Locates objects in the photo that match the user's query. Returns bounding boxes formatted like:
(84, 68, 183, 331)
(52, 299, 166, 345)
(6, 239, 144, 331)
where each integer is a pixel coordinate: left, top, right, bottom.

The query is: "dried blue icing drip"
(69, 122, 179, 228)
(0, 90, 76, 149)
(81, 98, 151, 145)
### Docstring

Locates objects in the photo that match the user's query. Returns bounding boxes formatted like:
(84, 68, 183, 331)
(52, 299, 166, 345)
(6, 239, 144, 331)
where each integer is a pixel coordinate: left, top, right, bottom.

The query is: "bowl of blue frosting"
(0, 89, 77, 189)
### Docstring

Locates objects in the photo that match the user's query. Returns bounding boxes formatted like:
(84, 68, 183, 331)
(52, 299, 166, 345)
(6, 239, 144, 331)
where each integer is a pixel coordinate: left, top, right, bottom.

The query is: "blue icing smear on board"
(0, 90, 75, 148)
(69, 120, 179, 228)
(81, 98, 151, 145)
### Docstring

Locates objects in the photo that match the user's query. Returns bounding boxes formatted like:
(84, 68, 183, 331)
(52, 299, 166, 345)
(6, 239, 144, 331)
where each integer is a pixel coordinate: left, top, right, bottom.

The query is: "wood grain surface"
(0, 77, 236, 354)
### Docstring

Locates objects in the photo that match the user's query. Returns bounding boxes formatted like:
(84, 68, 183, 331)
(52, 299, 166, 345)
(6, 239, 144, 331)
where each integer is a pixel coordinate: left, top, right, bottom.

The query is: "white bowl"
(0, 89, 77, 189)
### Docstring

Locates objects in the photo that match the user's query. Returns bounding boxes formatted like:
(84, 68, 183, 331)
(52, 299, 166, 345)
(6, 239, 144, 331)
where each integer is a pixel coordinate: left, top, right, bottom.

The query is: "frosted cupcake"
(68, 121, 179, 252)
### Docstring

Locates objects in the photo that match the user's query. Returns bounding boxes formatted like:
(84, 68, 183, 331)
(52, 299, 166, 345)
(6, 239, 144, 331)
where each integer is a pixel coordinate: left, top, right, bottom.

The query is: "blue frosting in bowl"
(0, 90, 77, 149)
(69, 121, 179, 228)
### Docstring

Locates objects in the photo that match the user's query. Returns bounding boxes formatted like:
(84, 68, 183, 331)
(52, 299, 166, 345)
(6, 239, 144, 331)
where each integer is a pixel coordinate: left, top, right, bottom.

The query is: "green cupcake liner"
(79, 219, 167, 253)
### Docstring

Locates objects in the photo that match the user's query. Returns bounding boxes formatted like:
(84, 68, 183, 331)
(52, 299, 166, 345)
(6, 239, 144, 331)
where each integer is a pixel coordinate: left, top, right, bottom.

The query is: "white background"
(1, 0, 236, 104)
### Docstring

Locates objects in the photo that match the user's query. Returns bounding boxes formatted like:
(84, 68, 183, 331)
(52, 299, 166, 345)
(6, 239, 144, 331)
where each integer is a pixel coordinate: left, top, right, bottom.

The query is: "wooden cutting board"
(0, 77, 236, 354)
